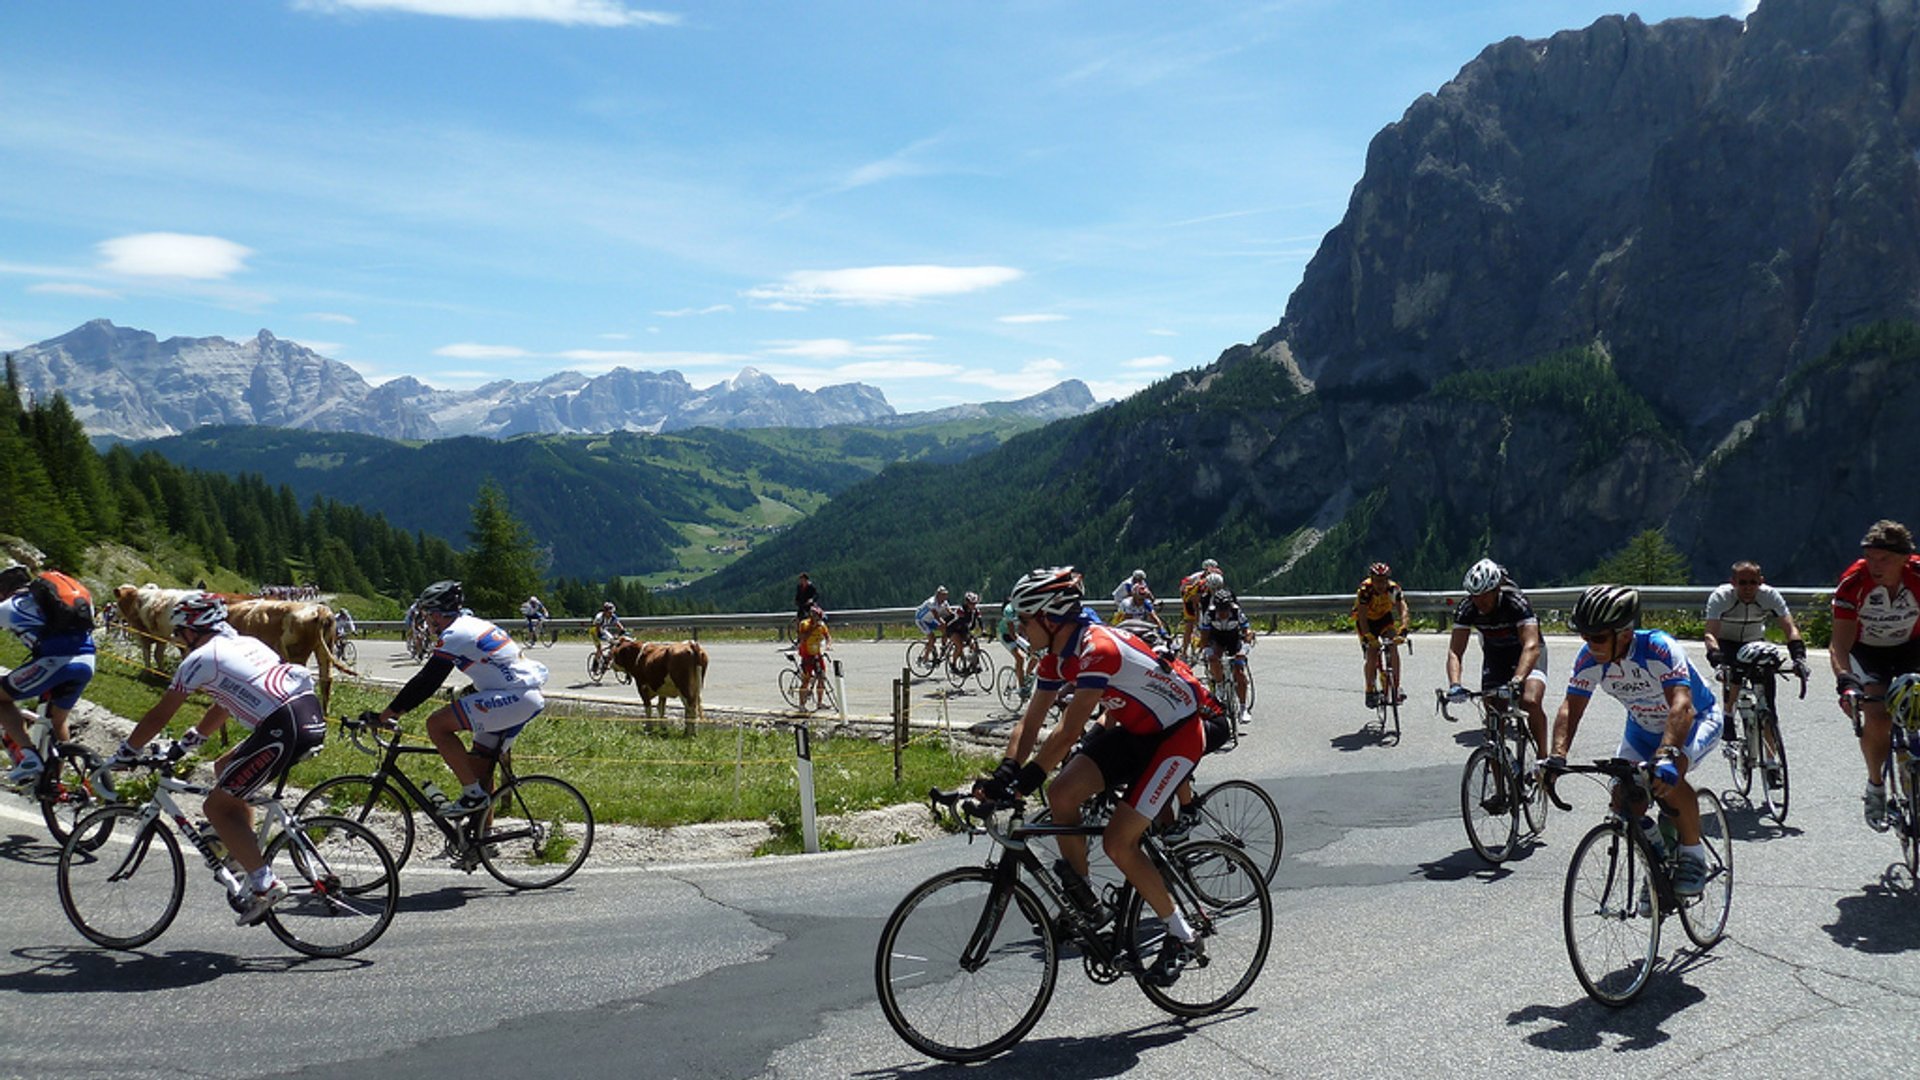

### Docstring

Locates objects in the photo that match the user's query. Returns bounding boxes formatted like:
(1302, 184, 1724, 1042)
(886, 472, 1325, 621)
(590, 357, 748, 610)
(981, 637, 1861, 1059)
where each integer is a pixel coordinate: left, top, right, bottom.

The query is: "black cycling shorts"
(1848, 639, 1920, 687)
(214, 696, 327, 800)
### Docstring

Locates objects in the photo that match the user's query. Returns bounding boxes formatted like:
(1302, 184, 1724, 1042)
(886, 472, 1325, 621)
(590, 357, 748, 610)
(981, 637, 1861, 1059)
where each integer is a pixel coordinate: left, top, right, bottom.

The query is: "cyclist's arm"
(1777, 609, 1805, 646)
(1031, 685, 1101, 773)
(1514, 621, 1543, 683)
(383, 654, 456, 718)
(126, 687, 195, 748)
(1394, 596, 1410, 636)
(1828, 616, 1859, 684)
(1004, 683, 1061, 763)
(1657, 681, 1695, 755)
(1550, 691, 1590, 758)
(1702, 616, 1724, 661)
(1444, 626, 1471, 686)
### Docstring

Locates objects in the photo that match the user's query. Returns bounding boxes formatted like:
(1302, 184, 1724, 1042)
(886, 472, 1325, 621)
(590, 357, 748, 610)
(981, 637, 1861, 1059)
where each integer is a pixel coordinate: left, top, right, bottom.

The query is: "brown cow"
(114, 583, 192, 672)
(225, 598, 355, 712)
(611, 638, 708, 733)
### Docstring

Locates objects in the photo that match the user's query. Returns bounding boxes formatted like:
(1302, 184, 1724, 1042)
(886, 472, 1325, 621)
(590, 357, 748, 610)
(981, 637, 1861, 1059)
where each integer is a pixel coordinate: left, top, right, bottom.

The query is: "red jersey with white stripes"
(1832, 555, 1920, 647)
(1035, 614, 1202, 735)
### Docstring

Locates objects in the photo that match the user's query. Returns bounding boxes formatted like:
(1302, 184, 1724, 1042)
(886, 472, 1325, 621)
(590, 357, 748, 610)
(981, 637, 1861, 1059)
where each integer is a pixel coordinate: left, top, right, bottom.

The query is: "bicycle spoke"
(1563, 823, 1660, 1005)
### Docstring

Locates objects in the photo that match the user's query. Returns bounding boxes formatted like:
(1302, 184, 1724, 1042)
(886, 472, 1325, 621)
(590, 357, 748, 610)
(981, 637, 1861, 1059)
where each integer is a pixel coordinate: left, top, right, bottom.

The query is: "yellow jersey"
(1352, 580, 1404, 623)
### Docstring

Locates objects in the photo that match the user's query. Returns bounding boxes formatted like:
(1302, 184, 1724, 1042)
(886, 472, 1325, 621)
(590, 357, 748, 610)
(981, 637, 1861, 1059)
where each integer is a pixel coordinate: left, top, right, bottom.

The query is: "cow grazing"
(114, 583, 192, 672)
(611, 638, 709, 734)
(225, 598, 355, 712)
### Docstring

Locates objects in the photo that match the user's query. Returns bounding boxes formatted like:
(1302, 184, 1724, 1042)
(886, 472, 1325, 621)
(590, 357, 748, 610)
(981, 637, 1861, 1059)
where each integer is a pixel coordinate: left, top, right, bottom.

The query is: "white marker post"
(794, 724, 818, 854)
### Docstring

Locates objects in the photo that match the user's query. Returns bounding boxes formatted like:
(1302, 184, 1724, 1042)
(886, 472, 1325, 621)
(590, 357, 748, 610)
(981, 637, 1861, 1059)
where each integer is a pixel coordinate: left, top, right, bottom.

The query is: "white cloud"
(761, 337, 925, 360)
(833, 360, 962, 380)
(952, 358, 1069, 397)
(434, 342, 529, 359)
(293, 0, 680, 28)
(97, 232, 253, 280)
(654, 304, 732, 317)
(997, 313, 1067, 324)
(874, 333, 934, 343)
(291, 339, 344, 355)
(746, 265, 1023, 306)
(755, 301, 806, 312)
(1123, 354, 1175, 370)
(28, 282, 121, 299)
(304, 311, 358, 325)
(555, 348, 743, 371)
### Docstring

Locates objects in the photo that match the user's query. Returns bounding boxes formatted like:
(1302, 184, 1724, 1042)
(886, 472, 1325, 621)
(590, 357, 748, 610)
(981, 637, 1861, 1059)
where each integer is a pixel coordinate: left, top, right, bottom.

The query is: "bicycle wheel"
(1460, 745, 1517, 863)
(40, 743, 111, 850)
(1563, 822, 1661, 1006)
(969, 651, 994, 693)
(336, 638, 357, 667)
(1727, 706, 1755, 798)
(1896, 756, 1920, 876)
(1516, 731, 1548, 837)
(480, 774, 595, 889)
(1126, 840, 1272, 1017)
(905, 641, 938, 680)
(996, 667, 1021, 712)
(263, 815, 399, 958)
(1757, 712, 1790, 825)
(1188, 779, 1282, 885)
(294, 774, 418, 874)
(614, 660, 632, 686)
(57, 806, 184, 950)
(1681, 788, 1733, 948)
(544, 627, 559, 648)
(875, 867, 1058, 1064)
(778, 667, 803, 708)
(586, 653, 606, 685)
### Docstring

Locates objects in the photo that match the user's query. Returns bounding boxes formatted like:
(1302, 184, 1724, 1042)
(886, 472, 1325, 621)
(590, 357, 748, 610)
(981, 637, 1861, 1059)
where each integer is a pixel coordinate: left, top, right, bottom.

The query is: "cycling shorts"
(1480, 643, 1550, 692)
(1847, 640, 1920, 687)
(1076, 717, 1203, 821)
(215, 695, 327, 800)
(2, 653, 96, 711)
(1613, 707, 1723, 771)
(453, 687, 545, 754)
(1001, 635, 1028, 657)
(799, 653, 826, 677)
(1358, 616, 1398, 646)
(1203, 630, 1245, 659)
(916, 615, 942, 635)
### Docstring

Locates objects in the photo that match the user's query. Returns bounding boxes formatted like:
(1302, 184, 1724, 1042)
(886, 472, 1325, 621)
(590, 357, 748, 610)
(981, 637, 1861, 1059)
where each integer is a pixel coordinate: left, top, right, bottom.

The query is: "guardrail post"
(794, 724, 818, 854)
(833, 657, 846, 721)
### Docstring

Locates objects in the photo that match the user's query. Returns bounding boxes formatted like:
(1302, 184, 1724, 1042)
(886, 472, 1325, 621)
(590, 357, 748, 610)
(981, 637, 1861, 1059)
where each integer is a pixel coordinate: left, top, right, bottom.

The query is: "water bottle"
(421, 781, 453, 812)
(27, 712, 51, 750)
(1658, 814, 1679, 857)
(195, 820, 229, 864)
(1638, 815, 1663, 856)
(1054, 858, 1102, 919)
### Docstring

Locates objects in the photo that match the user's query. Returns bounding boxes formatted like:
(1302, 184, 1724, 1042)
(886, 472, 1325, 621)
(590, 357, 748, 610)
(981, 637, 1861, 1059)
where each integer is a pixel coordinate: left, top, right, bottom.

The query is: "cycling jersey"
(1832, 556, 1920, 647)
(520, 600, 548, 619)
(434, 614, 549, 692)
(945, 605, 981, 635)
(1567, 630, 1721, 763)
(915, 596, 951, 633)
(1116, 595, 1158, 622)
(592, 612, 625, 640)
(1352, 580, 1403, 624)
(796, 618, 829, 658)
(1703, 583, 1791, 645)
(1035, 611, 1202, 736)
(0, 590, 97, 659)
(1179, 572, 1209, 608)
(170, 628, 317, 729)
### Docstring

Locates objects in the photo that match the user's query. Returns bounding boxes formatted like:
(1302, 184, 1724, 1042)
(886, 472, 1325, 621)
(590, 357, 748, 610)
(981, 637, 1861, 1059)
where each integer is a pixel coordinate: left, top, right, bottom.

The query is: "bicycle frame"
(339, 722, 533, 859)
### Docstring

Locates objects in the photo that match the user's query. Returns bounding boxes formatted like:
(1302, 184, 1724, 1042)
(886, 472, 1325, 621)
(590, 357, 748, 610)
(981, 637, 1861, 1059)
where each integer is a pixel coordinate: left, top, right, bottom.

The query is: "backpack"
(28, 571, 94, 635)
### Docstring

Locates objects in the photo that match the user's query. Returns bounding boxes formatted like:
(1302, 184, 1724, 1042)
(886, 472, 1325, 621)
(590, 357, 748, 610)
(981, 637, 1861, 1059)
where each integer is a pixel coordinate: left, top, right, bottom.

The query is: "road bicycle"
(586, 638, 634, 686)
(1718, 643, 1803, 825)
(294, 714, 595, 890)
(1030, 774, 1284, 901)
(1546, 758, 1732, 1005)
(1367, 634, 1408, 742)
(57, 746, 398, 958)
(995, 663, 1033, 713)
(876, 787, 1273, 1063)
(905, 634, 951, 680)
(405, 619, 434, 664)
(1437, 682, 1547, 864)
(332, 632, 357, 668)
(778, 648, 837, 712)
(521, 615, 559, 649)
(1203, 641, 1256, 740)
(944, 635, 993, 693)
(2, 703, 112, 847)
(1843, 689, 1920, 876)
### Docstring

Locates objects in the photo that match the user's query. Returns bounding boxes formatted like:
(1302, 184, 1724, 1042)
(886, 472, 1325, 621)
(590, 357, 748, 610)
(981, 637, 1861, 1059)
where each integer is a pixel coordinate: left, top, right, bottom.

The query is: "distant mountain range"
(6, 320, 1101, 441)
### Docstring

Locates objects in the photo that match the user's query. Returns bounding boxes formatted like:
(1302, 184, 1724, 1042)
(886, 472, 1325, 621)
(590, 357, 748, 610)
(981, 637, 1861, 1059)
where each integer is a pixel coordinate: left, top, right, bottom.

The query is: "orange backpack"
(28, 571, 94, 635)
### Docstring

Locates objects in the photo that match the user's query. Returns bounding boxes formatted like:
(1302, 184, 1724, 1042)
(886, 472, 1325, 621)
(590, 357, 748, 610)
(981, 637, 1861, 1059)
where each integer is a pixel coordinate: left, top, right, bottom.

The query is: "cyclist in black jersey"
(1444, 559, 1549, 755)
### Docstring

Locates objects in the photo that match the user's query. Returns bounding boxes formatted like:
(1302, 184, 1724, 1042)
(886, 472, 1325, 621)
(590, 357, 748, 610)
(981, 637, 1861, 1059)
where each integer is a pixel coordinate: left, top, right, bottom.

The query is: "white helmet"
(1205, 572, 1223, 592)
(1462, 559, 1504, 596)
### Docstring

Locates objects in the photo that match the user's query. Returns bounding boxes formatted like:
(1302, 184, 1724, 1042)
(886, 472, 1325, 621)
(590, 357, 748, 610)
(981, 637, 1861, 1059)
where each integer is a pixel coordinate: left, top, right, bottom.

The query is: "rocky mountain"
(6, 320, 1094, 441)
(879, 379, 1100, 427)
(690, 0, 1920, 607)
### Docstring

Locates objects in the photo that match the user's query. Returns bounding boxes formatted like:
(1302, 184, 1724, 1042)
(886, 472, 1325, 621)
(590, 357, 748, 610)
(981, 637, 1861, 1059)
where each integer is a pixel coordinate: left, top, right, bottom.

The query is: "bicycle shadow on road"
(1718, 800, 1803, 844)
(0, 945, 366, 994)
(1415, 844, 1539, 882)
(852, 1011, 1252, 1078)
(392, 882, 496, 914)
(1822, 878, 1920, 955)
(1328, 726, 1398, 753)
(0, 830, 61, 867)
(1507, 969, 1709, 1052)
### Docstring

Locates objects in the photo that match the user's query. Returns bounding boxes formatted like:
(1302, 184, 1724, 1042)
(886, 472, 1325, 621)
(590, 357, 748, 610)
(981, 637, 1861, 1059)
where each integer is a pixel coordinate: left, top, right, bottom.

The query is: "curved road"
(3, 633, 1916, 1078)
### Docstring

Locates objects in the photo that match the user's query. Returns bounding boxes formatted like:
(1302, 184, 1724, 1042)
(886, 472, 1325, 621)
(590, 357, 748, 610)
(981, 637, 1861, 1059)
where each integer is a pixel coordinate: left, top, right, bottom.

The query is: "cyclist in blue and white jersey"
(1548, 585, 1721, 896)
(520, 595, 549, 642)
(0, 563, 97, 785)
(590, 601, 626, 665)
(914, 586, 951, 665)
(1445, 559, 1549, 755)
(373, 581, 550, 817)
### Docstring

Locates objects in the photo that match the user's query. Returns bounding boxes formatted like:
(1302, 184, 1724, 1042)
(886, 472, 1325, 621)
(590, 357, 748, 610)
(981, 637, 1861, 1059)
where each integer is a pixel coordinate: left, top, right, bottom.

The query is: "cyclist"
(591, 601, 626, 665)
(372, 580, 550, 818)
(1178, 559, 1220, 656)
(1830, 519, 1920, 831)
(0, 563, 97, 786)
(1198, 578, 1254, 719)
(944, 591, 985, 673)
(113, 592, 327, 925)
(333, 606, 357, 648)
(795, 604, 832, 711)
(1444, 558, 1548, 755)
(519, 594, 549, 642)
(1546, 585, 1719, 897)
(1112, 569, 1148, 606)
(996, 600, 1033, 701)
(794, 572, 819, 634)
(1352, 561, 1409, 709)
(1704, 560, 1807, 762)
(1116, 582, 1168, 635)
(913, 586, 952, 665)
(978, 566, 1209, 986)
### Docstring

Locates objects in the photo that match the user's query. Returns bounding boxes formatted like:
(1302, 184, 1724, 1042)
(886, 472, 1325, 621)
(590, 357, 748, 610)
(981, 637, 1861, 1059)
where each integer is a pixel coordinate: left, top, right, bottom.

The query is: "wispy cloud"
(953, 357, 1068, 396)
(434, 342, 530, 359)
(553, 348, 744, 371)
(1122, 354, 1174, 370)
(746, 265, 1022, 306)
(761, 337, 925, 360)
(97, 232, 253, 279)
(28, 282, 121, 299)
(874, 333, 933, 343)
(997, 313, 1066, 325)
(290, 339, 344, 355)
(653, 304, 732, 317)
(304, 311, 358, 324)
(292, 0, 680, 28)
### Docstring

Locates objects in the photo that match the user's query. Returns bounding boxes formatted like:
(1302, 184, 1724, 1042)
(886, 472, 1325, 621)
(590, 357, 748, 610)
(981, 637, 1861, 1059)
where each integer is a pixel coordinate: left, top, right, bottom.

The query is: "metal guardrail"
(347, 585, 1832, 636)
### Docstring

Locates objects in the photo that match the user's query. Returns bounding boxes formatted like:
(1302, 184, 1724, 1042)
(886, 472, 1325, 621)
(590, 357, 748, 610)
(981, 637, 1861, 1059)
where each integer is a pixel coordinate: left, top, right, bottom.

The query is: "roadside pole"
(794, 724, 818, 853)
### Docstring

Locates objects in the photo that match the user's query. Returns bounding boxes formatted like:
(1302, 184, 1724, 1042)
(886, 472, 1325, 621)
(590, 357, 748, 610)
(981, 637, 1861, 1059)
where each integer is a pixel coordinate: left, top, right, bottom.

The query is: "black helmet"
(0, 563, 29, 595)
(416, 580, 464, 614)
(1570, 584, 1639, 635)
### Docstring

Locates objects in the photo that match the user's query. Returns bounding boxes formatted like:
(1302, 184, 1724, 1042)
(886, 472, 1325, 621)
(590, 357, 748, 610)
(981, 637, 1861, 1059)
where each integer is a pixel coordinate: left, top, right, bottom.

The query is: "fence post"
(892, 677, 905, 783)
(794, 723, 818, 854)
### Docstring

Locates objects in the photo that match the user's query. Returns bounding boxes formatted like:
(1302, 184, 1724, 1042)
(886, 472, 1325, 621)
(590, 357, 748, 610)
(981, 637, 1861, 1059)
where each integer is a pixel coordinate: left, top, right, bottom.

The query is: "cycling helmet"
(1116, 618, 1165, 647)
(1462, 558, 1504, 596)
(1007, 566, 1083, 618)
(1205, 572, 1223, 592)
(1202, 558, 1219, 571)
(1132, 583, 1150, 596)
(1734, 641, 1784, 669)
(0, 562, 28, 595)
(602, 601, 615, 611)
(417, 580, 465, 614)
(1131, 569, 1146, 582)
(936, 585, 948, 596)
(1368, 562, 1391, 578)
(171, 591, 228, 632)
(963, 591, 979, 605)
(1569, 584, 1639, 635)
(1888, 672, 1920, 726)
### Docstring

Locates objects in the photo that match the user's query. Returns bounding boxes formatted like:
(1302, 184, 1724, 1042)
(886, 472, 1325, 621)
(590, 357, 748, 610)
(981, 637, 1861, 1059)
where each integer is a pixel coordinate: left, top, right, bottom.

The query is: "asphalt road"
(3, 632, 1917, 1079)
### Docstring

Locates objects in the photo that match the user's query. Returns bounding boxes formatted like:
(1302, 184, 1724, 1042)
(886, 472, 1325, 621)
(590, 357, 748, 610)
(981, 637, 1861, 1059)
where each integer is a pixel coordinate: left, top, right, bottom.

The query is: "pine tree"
(460, 480, 543, 616)
(1590, 529, 1689, 586)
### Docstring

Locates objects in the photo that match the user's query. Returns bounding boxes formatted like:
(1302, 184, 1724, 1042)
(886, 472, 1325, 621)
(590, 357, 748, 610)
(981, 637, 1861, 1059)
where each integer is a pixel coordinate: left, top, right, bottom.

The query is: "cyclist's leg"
(1664, 712, 1724, 846)
(1104, 721, 1203, 921)
(1848, 650, 1896, 783)
(1520, 662, 1551, 757)
(1046, 754, 1106, 880)
(0, 675, 42, 754)
(207, 699, 326, 872)
(1358, 635, 1378, 694)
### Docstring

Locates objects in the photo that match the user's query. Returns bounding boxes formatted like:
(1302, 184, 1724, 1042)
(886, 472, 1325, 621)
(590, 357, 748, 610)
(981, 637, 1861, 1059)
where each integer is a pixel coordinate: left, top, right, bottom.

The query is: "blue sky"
(0, 0, 1758, 413)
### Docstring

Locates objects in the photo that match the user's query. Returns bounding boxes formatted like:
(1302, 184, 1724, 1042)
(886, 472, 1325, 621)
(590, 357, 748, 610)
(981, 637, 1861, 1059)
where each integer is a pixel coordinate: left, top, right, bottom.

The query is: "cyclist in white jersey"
(0, 563, 97, 785)
(373, 581, 549, 817)
(115, 592, 327, 925)
(914, 587, 952, 665)
(1703, 560, 1808, 706)
(1547, 585, 1721, 897)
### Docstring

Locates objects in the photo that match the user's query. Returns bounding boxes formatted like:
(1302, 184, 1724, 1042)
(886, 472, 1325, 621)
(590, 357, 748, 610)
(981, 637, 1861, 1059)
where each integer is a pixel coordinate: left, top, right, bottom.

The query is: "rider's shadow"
(0, 830, 61, 866)
(1416, 846, 1527, 882)
(1507, 968, 1709, 1052)
(1823, 879, 1920, 954)
(852, 1011, 1251, 1079)
(395, 883, 496, 914)
(1329, 727, 1395, 753)
(1720, 800, 1803, 843)
(0, 946, 362, 994)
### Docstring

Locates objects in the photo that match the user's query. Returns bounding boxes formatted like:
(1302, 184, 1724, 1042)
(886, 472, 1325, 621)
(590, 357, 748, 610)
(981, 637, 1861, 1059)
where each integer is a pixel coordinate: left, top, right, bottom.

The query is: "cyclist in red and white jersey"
(114, 592, 327, 925)
(1829, 519, 1920, 831)
(976, 566, 1208, 986)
